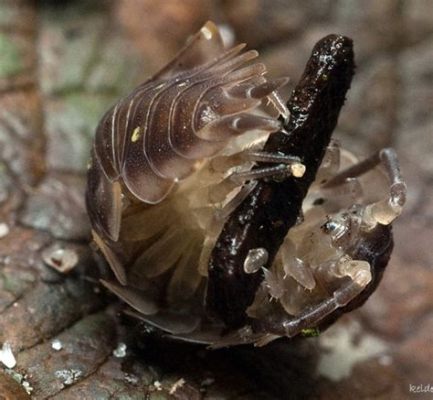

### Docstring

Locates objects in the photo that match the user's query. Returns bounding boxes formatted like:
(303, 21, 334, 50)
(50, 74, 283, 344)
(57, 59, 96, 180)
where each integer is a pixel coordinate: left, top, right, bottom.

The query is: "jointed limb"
(255, 261, 371, 337)
(323, 148, 406, 226)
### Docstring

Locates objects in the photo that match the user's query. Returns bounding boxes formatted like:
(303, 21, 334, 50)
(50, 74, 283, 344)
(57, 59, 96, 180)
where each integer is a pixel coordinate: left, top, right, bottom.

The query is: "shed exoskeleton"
(86, 22, 406, 347)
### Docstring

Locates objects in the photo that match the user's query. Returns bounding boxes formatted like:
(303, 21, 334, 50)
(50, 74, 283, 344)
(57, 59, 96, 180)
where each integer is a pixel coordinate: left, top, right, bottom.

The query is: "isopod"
(86, 22, 406, 347)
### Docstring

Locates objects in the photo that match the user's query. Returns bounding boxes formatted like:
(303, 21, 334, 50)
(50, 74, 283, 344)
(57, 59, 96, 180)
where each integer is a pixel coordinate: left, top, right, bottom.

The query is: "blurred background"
(0, 0, 431, 398)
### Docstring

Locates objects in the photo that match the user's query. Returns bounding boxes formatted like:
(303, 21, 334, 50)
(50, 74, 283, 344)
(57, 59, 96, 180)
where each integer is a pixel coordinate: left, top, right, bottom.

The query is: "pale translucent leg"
(324, 148, 406, 227)
(228, 150, 305, 183)
(280, 238, 316, 290)
(214, 180, 257, 220)
(92, 230, 127, 285)
(321, 177, 363, 204)
(135, 227, 191, 279)
(207, 149, 305, 202)
(207, 176, 243, 203)
(363, 149, 406, 226)
(268, 91, 290, 121)
(283, 269, 370, 337)
(314, 256, 371, 286)
(241, 151, 301, 164)
(210, 147, 301, 173)
(315, 140, 341, 182)
(198, 231, 221, 277)
(229, 163, 302, 184)
(208, 147, 306, 221)
(256, 261, 371, 337)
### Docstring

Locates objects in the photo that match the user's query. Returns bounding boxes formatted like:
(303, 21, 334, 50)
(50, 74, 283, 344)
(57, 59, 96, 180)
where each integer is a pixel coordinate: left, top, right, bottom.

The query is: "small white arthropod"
(86, 22, 406, 347)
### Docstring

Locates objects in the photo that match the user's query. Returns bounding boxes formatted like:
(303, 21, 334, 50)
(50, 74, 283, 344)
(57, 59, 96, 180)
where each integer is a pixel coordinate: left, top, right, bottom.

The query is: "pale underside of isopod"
(86, 22, 407, 347)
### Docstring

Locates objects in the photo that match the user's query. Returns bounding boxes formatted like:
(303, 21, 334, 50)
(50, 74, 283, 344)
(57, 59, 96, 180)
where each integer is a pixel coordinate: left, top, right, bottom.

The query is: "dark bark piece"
(207, 34, 355, 328)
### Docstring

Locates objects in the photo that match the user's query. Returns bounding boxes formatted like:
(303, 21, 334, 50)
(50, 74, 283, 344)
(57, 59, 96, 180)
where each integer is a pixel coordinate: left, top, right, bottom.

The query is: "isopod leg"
(363, 148, 406, 226)
(229, 164, 295, 183)
(215, 181, 257, 220)
(241, 150, 301, 165)
(255, 265, 371, 337)
(210, 148, 302, 172)
(281, 238, 316, 290)
(92, 230, 127, 285)
(324, 147, 406, 226)
(207, 150, 305, 202)
(315, 140, 340, 182)
(229, 151, 306, 184)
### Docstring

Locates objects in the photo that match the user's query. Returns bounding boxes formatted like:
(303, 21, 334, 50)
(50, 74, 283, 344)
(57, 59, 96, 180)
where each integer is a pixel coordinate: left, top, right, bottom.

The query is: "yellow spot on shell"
(201, 21, 218, 40)
(131, 126, 141, 143)
(201, 26, 213, 40)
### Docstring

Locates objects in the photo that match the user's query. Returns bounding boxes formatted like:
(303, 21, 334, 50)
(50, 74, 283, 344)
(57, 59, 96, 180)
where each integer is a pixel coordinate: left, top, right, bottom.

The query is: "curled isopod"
(86, 22, 406, 347)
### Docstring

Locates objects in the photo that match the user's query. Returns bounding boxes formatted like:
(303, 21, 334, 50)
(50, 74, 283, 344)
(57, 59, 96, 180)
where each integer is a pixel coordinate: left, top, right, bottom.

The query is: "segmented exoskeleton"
(86, 22, 406, 347)
(87, 21, 287, 284)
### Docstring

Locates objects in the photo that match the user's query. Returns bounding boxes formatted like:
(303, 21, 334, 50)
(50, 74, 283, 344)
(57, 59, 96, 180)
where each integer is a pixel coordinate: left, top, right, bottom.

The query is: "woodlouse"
(86, 22, 406, 347)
